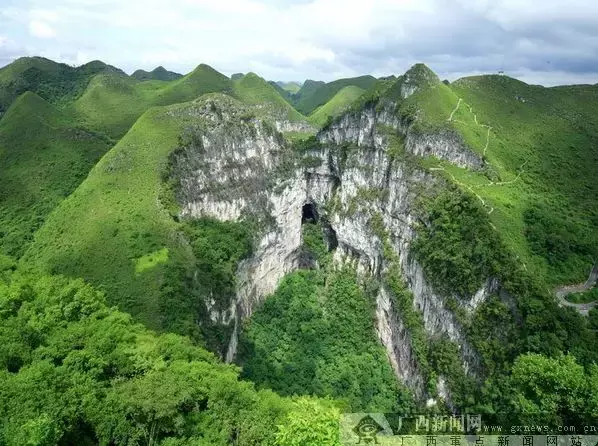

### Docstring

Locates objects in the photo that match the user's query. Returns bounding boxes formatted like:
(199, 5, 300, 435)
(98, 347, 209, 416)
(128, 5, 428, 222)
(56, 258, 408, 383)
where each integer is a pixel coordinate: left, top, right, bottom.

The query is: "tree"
(508, 353, 594, 425)
(274, 398, 341, 446)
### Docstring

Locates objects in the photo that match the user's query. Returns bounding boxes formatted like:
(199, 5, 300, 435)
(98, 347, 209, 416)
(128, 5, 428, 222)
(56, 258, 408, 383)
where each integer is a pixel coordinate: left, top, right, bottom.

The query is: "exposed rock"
(171, 93, 495, 401)
(321, 102, 484, 169)
(376, 285, 426, 398)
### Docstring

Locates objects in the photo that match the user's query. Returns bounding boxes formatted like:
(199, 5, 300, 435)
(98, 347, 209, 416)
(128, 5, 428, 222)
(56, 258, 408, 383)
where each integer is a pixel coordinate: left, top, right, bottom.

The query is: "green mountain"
(0, 92, 112, 258)
(276, 81, 302, 94)
(73, 63, 232, 138)
(131, 66, 183, 81)
(22, 98, 212, 337)
(391, 65, 598, 286)
(2, 57, 598, 444)
(22, 92, 308, 348)
(0, 59, 233, 263)
(294, 79, 325, 103)
(308, 85, 365, 126)
(294, 75, 376, 114)
(233, 73, 306, 122)
(0, 57, 125, 113)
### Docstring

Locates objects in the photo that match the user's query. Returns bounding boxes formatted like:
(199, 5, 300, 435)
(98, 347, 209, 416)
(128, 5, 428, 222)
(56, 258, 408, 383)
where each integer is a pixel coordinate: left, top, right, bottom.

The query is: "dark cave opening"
(301, 202, 318, 224)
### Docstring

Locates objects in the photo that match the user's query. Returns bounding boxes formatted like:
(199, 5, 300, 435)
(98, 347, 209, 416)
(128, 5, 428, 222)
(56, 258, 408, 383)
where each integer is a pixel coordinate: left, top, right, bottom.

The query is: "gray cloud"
(0, 0, 596, 86)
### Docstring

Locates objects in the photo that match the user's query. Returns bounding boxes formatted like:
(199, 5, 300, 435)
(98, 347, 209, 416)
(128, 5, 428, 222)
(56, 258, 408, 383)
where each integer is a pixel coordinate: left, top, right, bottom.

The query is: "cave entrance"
(301, 202, 318, 224)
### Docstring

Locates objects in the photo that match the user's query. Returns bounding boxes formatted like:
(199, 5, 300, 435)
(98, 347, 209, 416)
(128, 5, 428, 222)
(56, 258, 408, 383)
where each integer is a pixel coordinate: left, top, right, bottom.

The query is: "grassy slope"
(0, 57, 123, 113)
(73, 64, 232, 139)
(21, 100, 197, 334)
(233, 73, 305, 122)
(0, 92, 112, 258)
(450, 77, 598, 285)
(295, 75, 376, 115)
(391, 66, 598, 286)
(308, 85, 365, 127)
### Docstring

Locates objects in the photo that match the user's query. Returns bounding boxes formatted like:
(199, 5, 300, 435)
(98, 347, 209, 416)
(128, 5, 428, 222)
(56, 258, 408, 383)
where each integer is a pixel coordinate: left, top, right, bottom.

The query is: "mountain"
(22, 93, 311, 350)
(131, 66, 183, 81)
(292, 79, 324, 106)
(0, 59, 233, 261)
(3, 57, 598, 443)
(73, 63, 232, 138)
(276, 81, 302, 93)
(0, 56, 125, 113)
(233, 72, 308, 124)
(294, 75, 377, 115)
(0, 92, 112, 258)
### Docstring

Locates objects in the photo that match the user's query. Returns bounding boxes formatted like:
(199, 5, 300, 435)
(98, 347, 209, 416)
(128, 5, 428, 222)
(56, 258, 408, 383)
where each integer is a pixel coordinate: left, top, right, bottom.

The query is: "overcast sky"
(1, 0, 597, 86)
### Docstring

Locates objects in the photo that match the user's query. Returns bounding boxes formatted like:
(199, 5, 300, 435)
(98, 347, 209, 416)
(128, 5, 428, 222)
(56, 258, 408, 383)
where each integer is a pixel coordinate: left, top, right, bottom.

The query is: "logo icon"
(353, 415, 385, 444)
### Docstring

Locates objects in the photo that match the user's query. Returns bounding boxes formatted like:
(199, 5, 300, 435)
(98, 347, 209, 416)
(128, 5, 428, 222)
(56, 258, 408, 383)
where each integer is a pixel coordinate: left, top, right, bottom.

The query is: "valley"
(0, 56, 597, 444)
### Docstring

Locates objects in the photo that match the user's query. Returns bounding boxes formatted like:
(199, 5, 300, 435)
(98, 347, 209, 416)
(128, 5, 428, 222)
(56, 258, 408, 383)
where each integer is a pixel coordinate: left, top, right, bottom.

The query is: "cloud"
(0, 0, 596, 85)
(28, 20, 56, 38)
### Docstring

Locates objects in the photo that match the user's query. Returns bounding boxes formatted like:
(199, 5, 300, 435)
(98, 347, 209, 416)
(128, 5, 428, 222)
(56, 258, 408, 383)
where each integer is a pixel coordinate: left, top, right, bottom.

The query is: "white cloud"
(28, 20, 56, 38)
(0, 0, 595, 84)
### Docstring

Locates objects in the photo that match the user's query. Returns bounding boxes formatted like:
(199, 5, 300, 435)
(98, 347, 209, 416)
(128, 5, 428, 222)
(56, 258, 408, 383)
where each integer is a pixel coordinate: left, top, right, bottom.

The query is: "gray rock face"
(376, 285, 426, 398)
(321, 103, 484, 169)
(172, 95, 494, 399)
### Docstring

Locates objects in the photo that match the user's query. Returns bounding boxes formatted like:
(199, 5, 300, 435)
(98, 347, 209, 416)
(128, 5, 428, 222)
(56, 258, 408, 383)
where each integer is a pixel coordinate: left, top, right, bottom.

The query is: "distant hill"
(276, 81, 302, 94)
(73, 63, 233, 138)
(131, 66, 183, 81)
(293, 79, 325, 106)
(234, 73, 306, 122)
(231, 73, 245, 81)
(294, 75, 377, 115)
(268, 80, 294, 104)
(0, 57, 125, 113)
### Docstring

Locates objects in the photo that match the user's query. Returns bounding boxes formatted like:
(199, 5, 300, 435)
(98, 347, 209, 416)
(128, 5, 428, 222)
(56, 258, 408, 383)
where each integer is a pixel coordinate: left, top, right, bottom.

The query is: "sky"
(0, 0, 597, 86)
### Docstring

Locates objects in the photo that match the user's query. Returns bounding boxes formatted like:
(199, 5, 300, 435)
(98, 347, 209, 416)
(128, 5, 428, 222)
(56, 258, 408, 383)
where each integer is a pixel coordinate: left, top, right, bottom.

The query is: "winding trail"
(429, 166, 494, 214)
(447, 98, 463, 122)
(554, 262, 598, 316)
(437, 97, 531, 216)
(447, 97, 493, 157)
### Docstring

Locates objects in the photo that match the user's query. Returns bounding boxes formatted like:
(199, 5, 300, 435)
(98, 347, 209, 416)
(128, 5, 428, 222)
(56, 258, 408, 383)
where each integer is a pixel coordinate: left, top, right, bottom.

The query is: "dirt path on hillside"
(555, 262, 598, 315)
(446, 97, 596, 316)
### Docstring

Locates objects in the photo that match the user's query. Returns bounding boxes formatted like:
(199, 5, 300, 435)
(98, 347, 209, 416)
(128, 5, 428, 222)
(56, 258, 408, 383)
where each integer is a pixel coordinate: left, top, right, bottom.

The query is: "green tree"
(508, 353, 593, 424)
(274, 398, 341, 446)
(0, 274, 342, 445)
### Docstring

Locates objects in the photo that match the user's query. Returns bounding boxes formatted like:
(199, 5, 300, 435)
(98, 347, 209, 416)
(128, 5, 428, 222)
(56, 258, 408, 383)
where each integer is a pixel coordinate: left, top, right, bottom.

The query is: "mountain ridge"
(131, 65, 183, 81)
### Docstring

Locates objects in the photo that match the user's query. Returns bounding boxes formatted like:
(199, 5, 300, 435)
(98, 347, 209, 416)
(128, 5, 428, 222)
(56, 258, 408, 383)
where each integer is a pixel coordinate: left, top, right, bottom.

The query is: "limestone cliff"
(171, 91, 496, 403)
